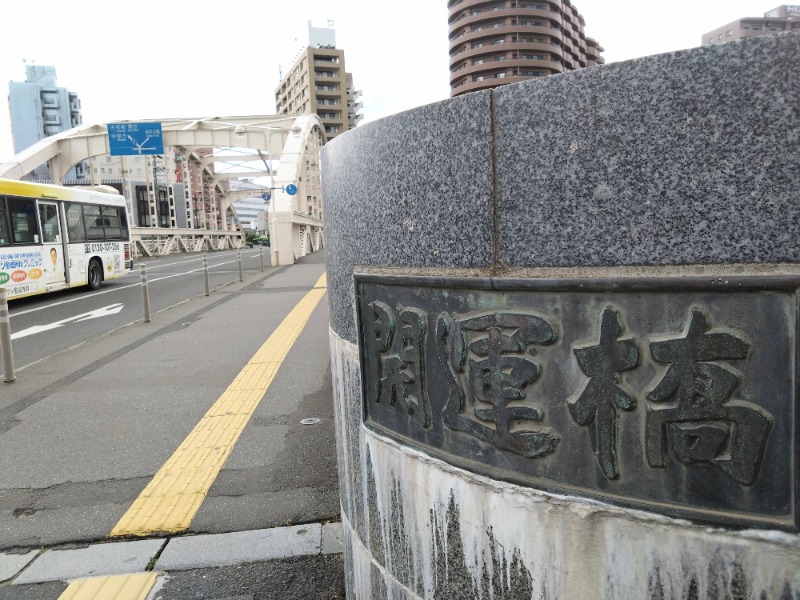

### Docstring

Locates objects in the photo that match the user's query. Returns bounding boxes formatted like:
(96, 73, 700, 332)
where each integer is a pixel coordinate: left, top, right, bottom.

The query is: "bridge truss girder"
(0, 115, 326, 265)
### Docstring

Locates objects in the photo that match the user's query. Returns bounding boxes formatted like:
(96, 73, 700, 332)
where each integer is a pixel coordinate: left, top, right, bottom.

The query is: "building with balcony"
(448, 0, 604, 97)
(274, 25, 363, 143)
(7, 64, 87, 181)
(702, 5, 800, 46)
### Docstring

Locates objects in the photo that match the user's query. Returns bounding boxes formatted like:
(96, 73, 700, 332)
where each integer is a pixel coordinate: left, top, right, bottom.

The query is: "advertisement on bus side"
(0, 247, 44, 298)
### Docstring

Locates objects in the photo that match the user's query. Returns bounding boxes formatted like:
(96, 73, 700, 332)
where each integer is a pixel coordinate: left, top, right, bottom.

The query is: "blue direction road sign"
(285, 183, 298, 196)
(108, 123, 165, 156)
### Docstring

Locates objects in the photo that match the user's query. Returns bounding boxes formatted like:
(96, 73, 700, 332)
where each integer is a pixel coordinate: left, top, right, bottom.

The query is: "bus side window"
(0, 211, 9, 245)
(38, 203, 60, 243)
(101, 206, 123, 239)
(8, 197, 38, 243)
(65, 203, 86, 242)
(120, 207, 130, 238)
(82, 204, 104, 240)
(0, 197, 9, 245)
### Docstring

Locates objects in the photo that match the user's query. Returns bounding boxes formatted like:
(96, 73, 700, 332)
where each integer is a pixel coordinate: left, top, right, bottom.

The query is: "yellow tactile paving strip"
(110, 273, 327, 537)
(59, 572, 157, 600)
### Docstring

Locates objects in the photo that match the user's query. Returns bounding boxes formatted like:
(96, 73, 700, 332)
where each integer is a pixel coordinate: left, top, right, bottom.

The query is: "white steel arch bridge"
(0, 115, 326, 265)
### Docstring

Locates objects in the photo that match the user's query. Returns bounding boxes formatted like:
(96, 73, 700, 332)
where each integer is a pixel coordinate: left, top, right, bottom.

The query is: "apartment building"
(274, 26, 363, 143)
(702, 5, 800, 46)
(448, 0, 604, 97)
(7, 64, 86, 181)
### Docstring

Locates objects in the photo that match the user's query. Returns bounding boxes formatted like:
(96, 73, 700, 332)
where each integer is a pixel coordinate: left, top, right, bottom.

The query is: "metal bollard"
(259, 246, 264, 272)
(0, 288, 16, 383)
(140, 264, 151, 323)
(203, 254, 210, 296)
(237, 250, 244, 282)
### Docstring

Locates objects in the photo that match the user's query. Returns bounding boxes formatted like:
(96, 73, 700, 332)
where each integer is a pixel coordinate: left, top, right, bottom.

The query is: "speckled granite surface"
(495, 32, 800, 268)
(321, 92, 494, 342)
(322, 32, 800, 343)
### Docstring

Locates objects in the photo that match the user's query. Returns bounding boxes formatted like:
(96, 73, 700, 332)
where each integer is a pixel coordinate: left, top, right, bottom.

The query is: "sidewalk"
(0, 521, 345, 599)
(0, 252, 345, 599)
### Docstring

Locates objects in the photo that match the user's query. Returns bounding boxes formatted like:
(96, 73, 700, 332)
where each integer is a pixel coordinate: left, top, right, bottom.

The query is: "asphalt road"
(0, 249, 343, 597)
(7, 248, 273, 370)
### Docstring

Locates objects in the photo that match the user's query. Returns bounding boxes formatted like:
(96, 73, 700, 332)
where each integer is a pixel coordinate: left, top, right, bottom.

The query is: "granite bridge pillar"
(322, 33, 800, 599)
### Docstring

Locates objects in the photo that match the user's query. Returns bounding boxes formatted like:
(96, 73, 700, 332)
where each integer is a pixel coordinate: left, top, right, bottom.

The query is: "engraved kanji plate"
(355, 274, 799, 531)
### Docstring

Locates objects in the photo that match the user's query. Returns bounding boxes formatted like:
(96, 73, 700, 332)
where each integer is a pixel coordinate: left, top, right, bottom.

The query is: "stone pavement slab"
(321, 522, 343, 555)
(155, 524, 323, 571)
(0, 550, 39, 582)
(12, 538, 164, 585)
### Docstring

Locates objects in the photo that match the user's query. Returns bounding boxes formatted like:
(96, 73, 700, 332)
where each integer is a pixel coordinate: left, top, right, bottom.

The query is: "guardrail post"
(140, 264, 151, 323)
(0, 288, 16, 383)
(204, 254, 210, 296)
(237, 250, 244, 282)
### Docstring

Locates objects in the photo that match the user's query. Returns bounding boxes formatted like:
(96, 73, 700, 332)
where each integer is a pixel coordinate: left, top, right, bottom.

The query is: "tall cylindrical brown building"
(448, 0, 604, 96)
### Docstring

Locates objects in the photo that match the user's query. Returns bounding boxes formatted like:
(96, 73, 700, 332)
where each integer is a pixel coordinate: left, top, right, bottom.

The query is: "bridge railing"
(130, 227, 245, 258)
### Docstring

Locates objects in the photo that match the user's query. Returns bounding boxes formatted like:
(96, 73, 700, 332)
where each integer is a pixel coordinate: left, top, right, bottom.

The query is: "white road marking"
(11, 304, 125, 340)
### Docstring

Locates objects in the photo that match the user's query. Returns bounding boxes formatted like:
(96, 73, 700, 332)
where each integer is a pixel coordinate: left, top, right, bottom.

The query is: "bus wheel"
(88, 259, 103, 290)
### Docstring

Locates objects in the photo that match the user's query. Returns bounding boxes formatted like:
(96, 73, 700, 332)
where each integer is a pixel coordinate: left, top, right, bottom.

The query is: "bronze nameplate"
(356, 274, 799, 530)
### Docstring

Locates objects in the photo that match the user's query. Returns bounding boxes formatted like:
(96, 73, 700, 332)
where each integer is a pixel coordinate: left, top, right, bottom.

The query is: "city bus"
(0, 178, 134, 300)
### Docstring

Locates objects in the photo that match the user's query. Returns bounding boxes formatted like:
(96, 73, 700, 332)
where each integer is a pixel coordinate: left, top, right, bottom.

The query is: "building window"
(725, 29, 733, 37)
(136, 187, 150, 227)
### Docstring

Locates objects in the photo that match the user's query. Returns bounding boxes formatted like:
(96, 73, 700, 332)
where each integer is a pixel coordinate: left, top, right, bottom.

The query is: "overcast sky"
(0, 1, 778, 160)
